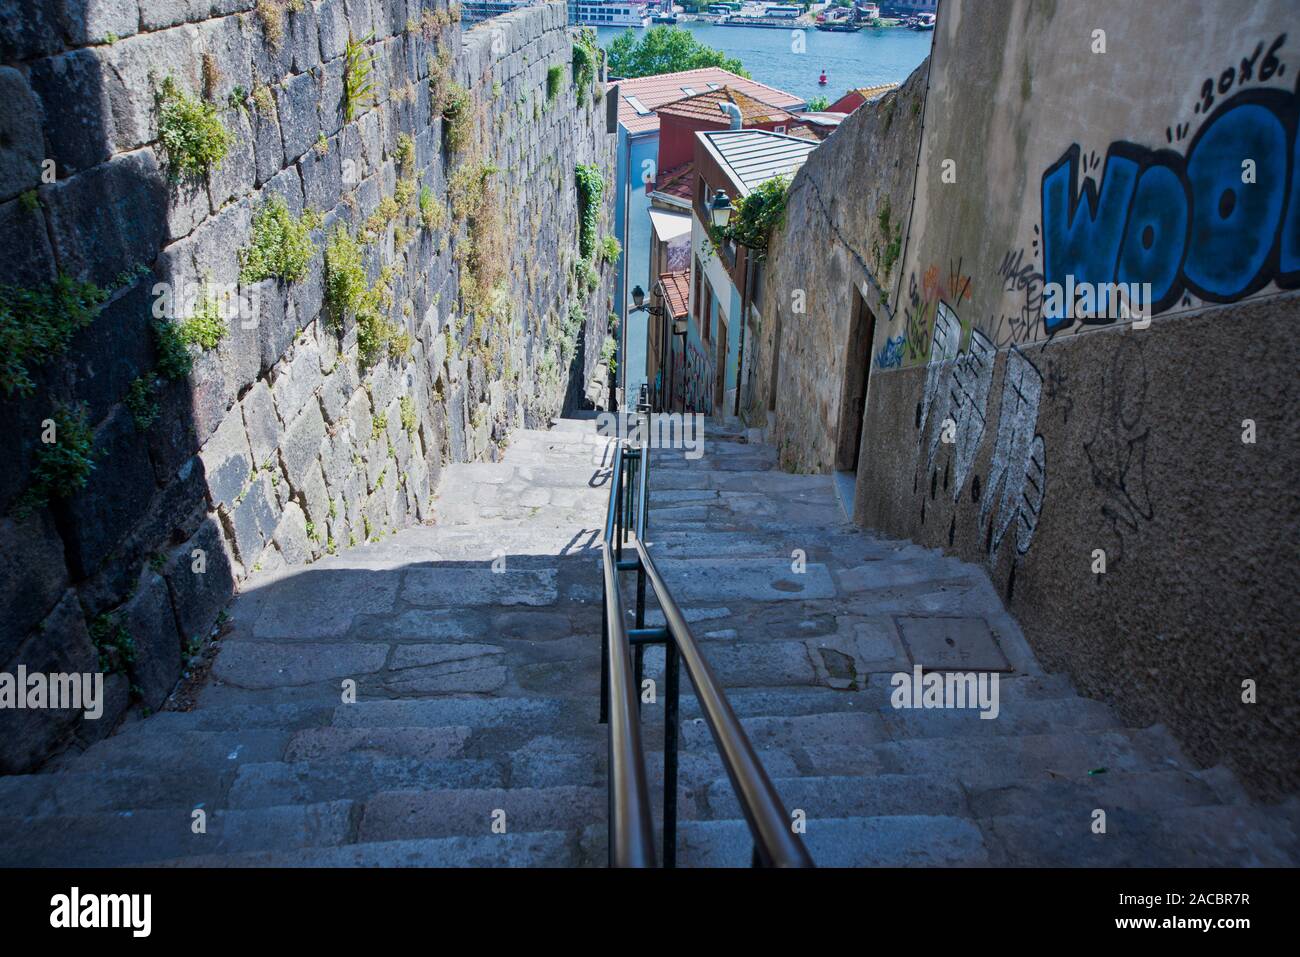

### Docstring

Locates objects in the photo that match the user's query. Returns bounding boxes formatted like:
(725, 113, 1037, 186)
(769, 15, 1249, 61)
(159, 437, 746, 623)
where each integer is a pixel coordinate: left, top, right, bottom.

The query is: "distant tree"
(808, 95, 830, 111)
(605, 26, 751, 80)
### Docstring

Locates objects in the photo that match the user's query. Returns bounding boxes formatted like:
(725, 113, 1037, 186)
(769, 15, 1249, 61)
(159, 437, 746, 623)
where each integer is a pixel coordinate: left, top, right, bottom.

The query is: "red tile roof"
(659, 271, 690, 319)
(655, 86, 798, 126)
(653, 162, 695, 201)
(612, 68, 805, 135)
(827, 82, 900, 114)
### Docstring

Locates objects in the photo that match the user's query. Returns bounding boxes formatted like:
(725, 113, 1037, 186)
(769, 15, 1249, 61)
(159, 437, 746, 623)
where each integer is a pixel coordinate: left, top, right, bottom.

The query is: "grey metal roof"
(698, 129, 819, 196)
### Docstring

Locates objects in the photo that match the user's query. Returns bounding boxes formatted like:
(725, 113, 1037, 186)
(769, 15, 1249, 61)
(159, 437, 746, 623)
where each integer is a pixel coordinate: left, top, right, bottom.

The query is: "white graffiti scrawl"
(979, 349, 1048, 555)
(919, 302, 997, 500)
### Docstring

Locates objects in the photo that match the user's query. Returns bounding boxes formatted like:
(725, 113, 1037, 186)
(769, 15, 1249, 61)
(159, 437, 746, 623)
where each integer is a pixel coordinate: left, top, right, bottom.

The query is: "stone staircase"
(622, 417, 1298, 866)
(0, 416, 1294, 866)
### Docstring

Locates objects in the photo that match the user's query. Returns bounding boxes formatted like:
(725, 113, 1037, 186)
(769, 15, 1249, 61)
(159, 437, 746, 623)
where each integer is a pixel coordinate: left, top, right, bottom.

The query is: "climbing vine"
(575, 163, 603, 262)
(572, 29, 600, 106)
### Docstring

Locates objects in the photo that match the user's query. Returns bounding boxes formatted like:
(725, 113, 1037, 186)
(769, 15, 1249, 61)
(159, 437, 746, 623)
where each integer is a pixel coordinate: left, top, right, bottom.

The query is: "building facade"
(609, 69, 804, 406)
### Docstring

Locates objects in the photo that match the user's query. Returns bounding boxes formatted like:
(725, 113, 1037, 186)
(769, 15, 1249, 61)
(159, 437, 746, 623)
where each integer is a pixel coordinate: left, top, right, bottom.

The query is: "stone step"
(0, 764, 241, 817)
(157, 832, 582, 867)
(702, 773, 971, 821)
(794, 729, 1190, 785)
(328, 695, 573, 731)
(673, 815, 990, 867)
(72, 729, 292, 772)
(357, 786, 603, 842)
(0, 801, 356, 867)
(653, 557, 838, 603)
(226, 757, 507, 808)
(637, 675, 1083, 723)
(111, 703, 335, 737)
(673, 697, 1120, 754)
(964, 767, 1231, 818)
(978, 805, 1299, 867)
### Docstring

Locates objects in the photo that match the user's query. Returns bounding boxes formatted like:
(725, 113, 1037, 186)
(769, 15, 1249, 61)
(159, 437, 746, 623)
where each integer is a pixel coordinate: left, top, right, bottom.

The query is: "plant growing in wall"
(0, 274, 107, 397)
(598, 235, 621, 265)
(442, 83, 474, 153)
(600, 333, 616, 378)
(546, 65, 564, 106)
(343, 30, 377, 122)
(153, 318, 193, 381)
(873, 195, 903, 288)
(240, 194, 319, 284)
(394, 132, 416, 168)
(419, 185, 447, 231)
(572, 29, 601, 106)
(156, 76, 233, 178)
(428, 46, 455, 115)
(329, 252, 406, 369)
(574, 163, 604, 262)
(17, 403, 96, 514)
(256, 0, 305, 49)
(324, 224, 367, 324)
(125, 376, 160, 431)
(90, 612, 135, 675)
(179, 284, 228, 349)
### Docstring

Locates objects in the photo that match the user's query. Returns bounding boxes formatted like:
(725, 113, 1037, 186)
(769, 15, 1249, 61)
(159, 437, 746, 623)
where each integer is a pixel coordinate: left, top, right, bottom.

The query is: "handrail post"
(664, 638, 680, 868)
(599, 586, 609, 725)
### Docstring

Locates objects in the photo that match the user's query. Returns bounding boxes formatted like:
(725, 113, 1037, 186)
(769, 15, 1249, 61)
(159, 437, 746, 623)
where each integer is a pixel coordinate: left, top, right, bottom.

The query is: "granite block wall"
(0, 0, 616, 770)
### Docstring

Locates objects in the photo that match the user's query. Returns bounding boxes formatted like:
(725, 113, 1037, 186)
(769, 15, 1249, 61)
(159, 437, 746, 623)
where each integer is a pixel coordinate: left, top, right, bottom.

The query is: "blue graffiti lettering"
(1040, 83, 1299, 332)
(1184, 98, 1288, 299)
(1041, 147, 1138, 330)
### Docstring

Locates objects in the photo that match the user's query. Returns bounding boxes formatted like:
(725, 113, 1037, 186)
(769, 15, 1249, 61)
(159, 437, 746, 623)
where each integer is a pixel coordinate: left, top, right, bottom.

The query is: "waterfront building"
(568, 1, 652, 26)
(610, 69, 804, 404)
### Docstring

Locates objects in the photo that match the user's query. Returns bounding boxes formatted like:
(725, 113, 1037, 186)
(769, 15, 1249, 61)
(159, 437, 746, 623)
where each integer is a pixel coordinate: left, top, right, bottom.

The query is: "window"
(702, 280, 713, 342)
(693, 257, 702, 321)
(626, 95, 652, 116)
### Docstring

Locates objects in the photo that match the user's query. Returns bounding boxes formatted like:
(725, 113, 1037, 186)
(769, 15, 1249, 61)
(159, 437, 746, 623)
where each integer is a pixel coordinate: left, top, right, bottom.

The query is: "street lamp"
(710, 189, 734, 229)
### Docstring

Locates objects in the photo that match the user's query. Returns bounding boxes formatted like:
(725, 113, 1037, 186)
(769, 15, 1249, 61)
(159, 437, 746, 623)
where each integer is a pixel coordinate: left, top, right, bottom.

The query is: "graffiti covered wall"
(762, 0, 1300, 797)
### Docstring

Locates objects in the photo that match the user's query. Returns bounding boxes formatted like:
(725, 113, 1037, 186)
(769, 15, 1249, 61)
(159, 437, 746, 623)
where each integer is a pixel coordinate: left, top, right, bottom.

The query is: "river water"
(597, 22, 934, 104)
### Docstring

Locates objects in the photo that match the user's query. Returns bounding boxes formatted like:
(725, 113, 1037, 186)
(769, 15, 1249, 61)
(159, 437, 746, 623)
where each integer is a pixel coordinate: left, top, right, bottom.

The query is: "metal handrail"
(600, 439, 657, 867)
(633, 537, 812, 867)
(599, 398, 814, 868)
